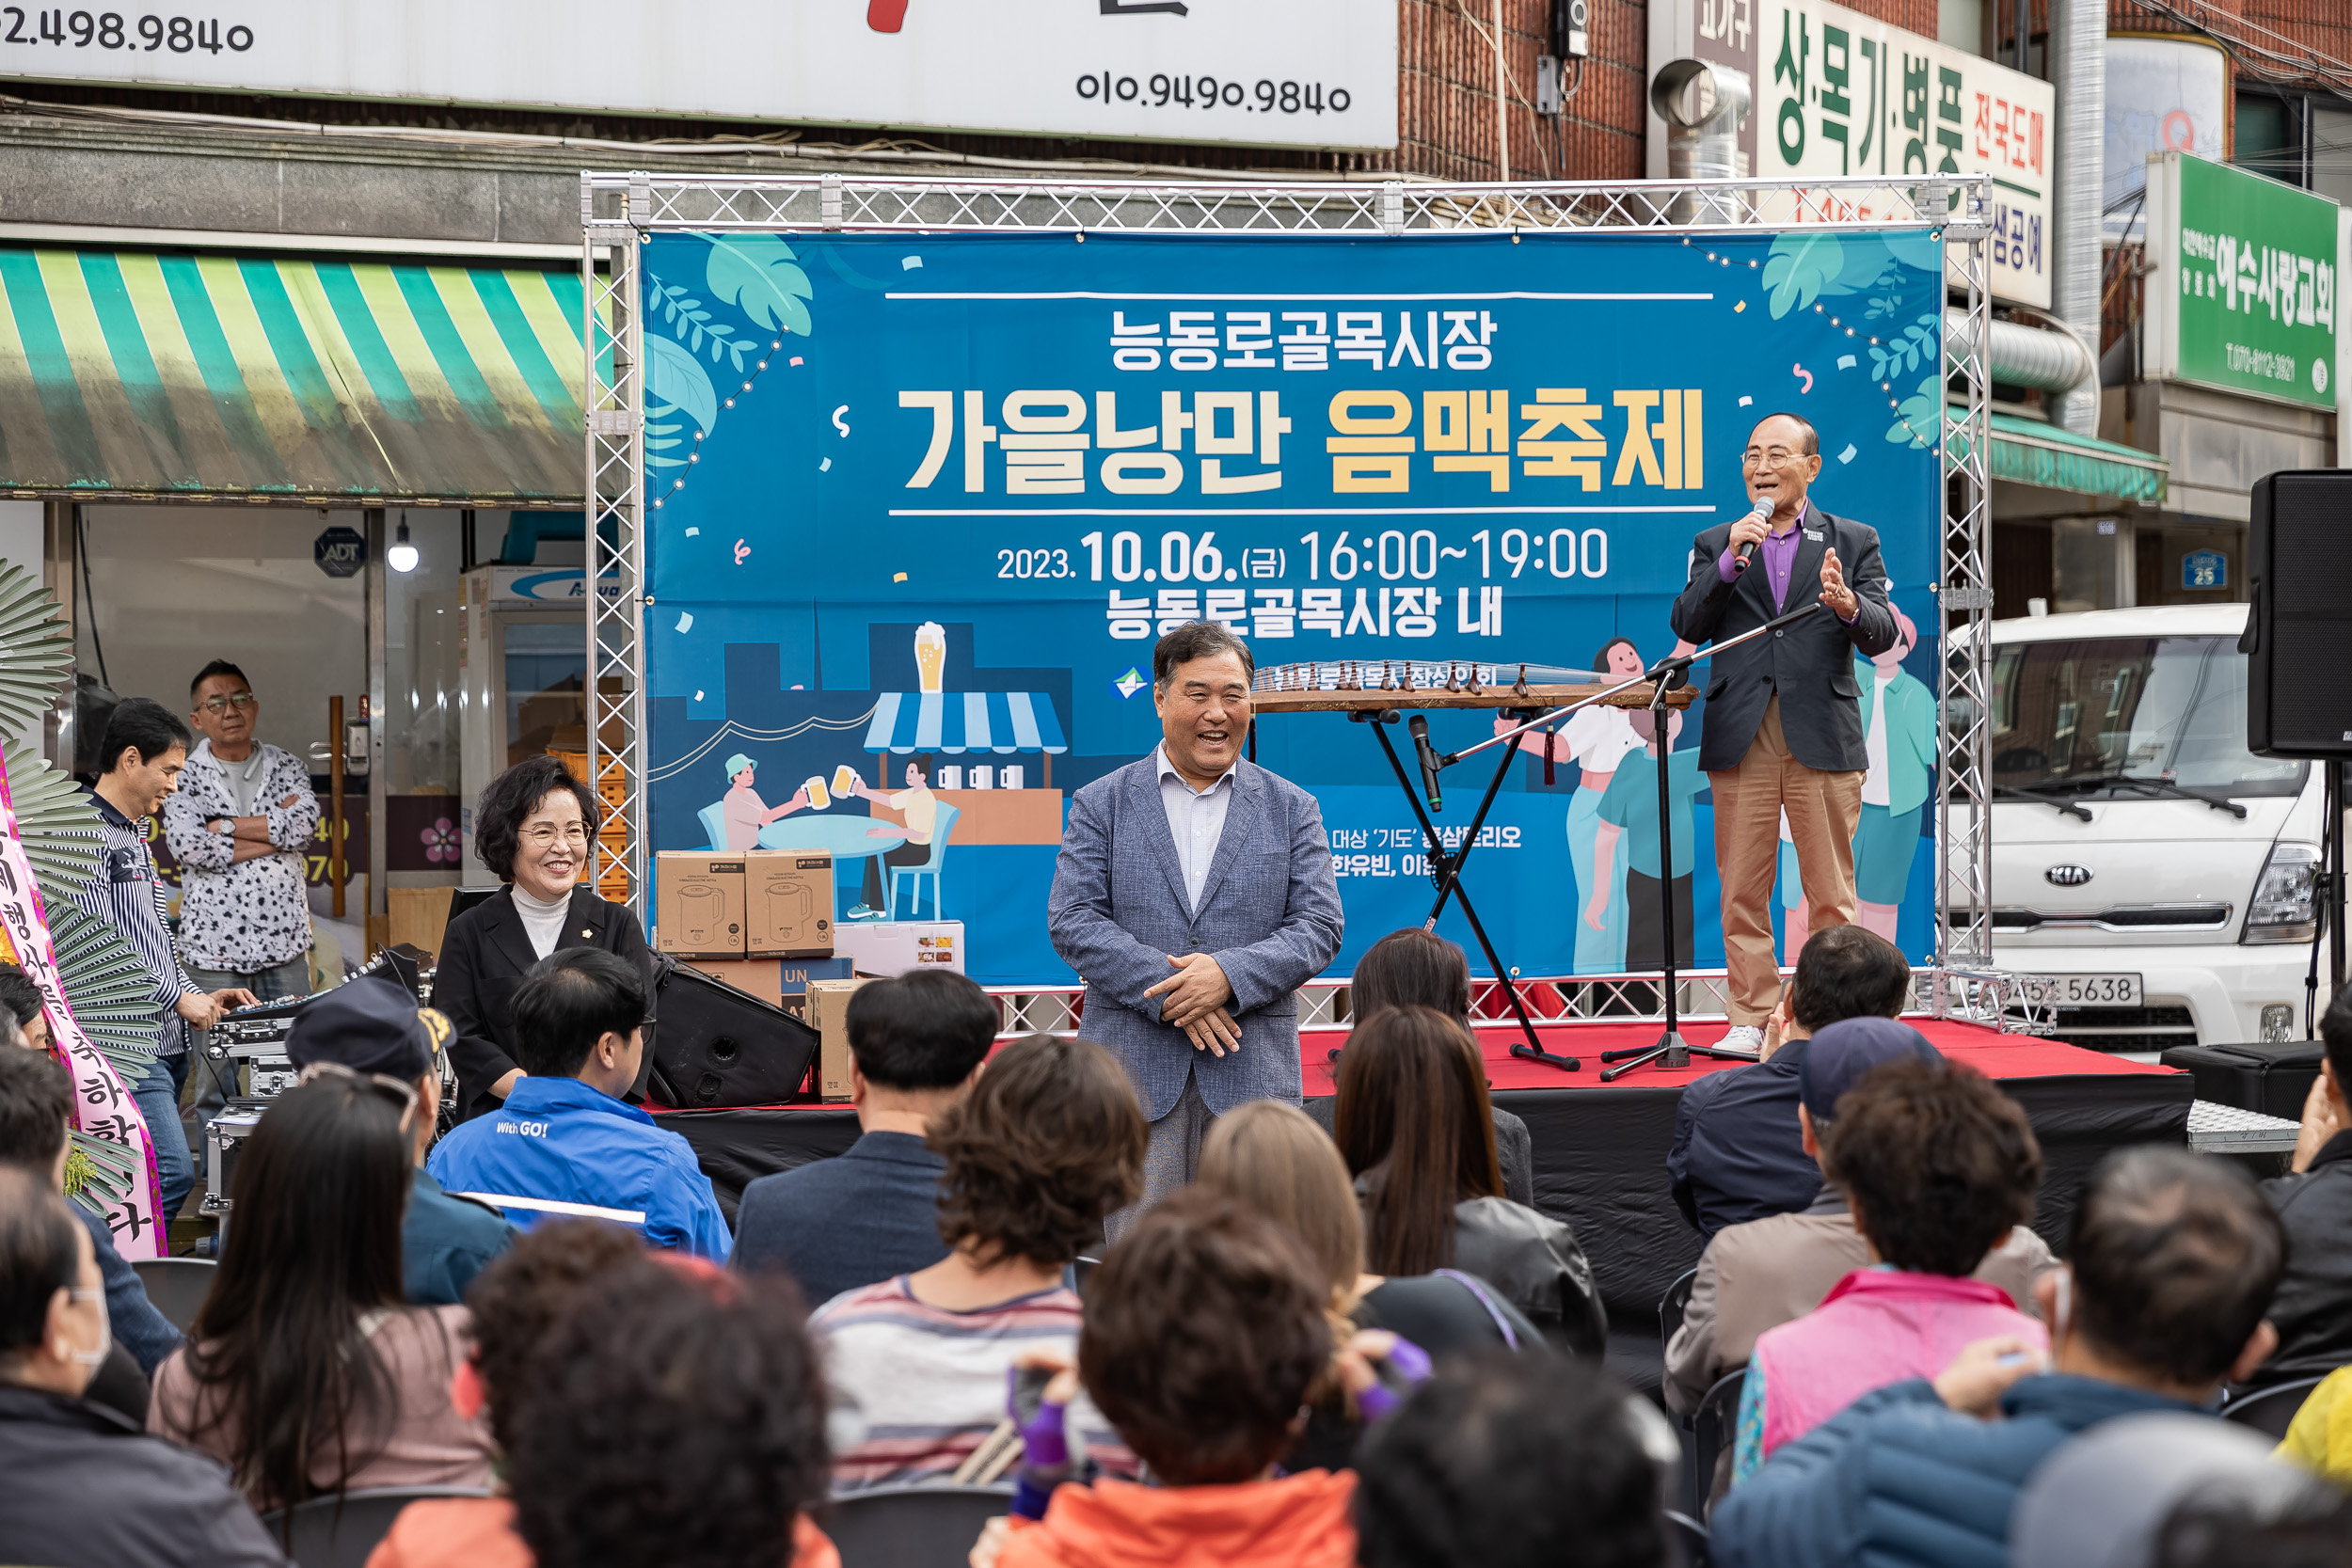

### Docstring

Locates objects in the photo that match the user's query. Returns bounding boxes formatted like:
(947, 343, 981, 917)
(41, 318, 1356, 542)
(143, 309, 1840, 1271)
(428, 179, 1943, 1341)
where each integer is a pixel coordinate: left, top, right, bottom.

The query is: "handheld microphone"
(1408, 715, 1444, 814)
(1730, 497, 1774, 573)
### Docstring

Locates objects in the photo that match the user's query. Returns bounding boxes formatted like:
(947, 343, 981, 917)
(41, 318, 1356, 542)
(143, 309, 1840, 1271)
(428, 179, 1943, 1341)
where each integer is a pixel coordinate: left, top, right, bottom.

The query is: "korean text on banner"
(0, 754, 165, 1259)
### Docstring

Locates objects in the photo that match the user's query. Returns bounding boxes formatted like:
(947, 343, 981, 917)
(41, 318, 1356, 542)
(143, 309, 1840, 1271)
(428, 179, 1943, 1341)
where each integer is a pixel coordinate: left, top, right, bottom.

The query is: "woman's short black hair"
(99, 697, 191, 776)
(475, 755, 597, 882)
(509, 949, 648, 1080)
(0, 1167, 81, 1360)
(507, 1259, 829, 1568)
(0, 964, 45, 1031)
(1354, 1353, 1670, 1568)
(1822, 1057, 2042, 1277)
(463, 1220, 649, 1456)
(0, 1049, 72, 1170)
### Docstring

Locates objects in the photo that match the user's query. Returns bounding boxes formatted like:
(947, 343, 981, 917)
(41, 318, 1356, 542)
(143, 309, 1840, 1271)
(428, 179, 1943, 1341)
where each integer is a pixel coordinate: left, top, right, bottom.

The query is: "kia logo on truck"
(2045, 864, 2093, 888)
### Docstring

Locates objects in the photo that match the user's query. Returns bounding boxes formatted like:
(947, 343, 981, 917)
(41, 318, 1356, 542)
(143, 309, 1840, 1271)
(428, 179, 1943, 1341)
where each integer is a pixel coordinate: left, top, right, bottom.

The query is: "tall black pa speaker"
(645, 959, 821, 1110)
(2247, 470, 2352, 759)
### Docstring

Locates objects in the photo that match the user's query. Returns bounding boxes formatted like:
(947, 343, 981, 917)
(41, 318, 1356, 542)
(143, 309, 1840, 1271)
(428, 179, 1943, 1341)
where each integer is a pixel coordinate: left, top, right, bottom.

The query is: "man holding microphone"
(1672, 413, 1899, 1053)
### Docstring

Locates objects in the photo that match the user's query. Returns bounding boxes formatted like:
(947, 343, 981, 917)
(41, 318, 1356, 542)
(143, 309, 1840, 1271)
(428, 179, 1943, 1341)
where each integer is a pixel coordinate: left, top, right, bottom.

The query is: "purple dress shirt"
(1716, 500, 1856, 622)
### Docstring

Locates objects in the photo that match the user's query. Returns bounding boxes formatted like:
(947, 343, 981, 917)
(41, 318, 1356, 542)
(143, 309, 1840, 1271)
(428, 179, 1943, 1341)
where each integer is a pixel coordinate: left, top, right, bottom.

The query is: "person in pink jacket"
(1732, 1022, 2048, 1482)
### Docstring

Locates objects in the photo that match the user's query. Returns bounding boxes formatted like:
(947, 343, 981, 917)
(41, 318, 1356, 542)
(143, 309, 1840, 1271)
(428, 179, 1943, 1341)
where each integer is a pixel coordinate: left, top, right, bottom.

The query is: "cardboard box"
(807, 976, 874, 1101)
(746, 850, 835, 957)
(655, 852, 745, 957)
(687, 958, 783, 1006)
(835, 920, 964, 978)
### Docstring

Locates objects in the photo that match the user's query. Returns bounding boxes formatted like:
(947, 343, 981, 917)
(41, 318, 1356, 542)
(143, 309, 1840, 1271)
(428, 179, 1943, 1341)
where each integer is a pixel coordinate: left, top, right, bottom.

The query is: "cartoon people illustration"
(1497, 638, 1649, 974)
(841, 756, 944, 919)
(1589, 707, 1708, 971)
(1853, 608, 1933, 942)
(1778, 609, 1931, 952)
(720, 754, 808, 852)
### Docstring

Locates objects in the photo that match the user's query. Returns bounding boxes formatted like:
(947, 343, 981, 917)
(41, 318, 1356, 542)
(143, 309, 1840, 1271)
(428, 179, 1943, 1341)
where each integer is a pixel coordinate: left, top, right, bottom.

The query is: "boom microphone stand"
(1585, 599, 1824, 1080)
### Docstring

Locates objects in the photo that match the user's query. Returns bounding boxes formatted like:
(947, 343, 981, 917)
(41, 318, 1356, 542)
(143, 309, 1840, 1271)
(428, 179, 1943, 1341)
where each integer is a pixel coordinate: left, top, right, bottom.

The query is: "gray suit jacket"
(1047, 756, 1344, 1120)
(1669, 505, 1899, 774)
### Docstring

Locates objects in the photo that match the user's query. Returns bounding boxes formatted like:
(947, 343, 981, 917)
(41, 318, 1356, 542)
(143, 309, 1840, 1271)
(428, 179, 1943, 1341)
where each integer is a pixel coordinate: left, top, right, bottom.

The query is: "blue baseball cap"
(1798, 1016, 1943, 1124)
(285, 975, 446, 1083)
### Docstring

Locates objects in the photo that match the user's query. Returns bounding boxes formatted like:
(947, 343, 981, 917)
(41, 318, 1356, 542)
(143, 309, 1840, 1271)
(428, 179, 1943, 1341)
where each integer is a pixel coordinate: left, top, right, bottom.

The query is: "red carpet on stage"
(1298, 1018, 2184, 1097)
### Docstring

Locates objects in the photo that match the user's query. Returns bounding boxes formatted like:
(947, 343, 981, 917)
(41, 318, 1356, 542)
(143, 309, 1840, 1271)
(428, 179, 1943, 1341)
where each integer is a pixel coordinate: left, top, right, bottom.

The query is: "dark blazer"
(431, 885, 657, 1121)
(1669, 505, 1899, 774)
(732, 1130, 952, 1308)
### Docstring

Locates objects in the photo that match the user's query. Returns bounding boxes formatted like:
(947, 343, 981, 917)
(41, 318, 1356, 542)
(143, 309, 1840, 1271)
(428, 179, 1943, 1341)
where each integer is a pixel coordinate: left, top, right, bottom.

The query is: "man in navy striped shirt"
(70, 699, 254, 1227)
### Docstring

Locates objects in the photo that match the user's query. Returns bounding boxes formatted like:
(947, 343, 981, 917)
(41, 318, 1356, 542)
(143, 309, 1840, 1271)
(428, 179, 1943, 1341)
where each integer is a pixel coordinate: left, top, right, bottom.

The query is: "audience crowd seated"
(1713, 1146, 2291, 1568)
(734, 968, 996, 1304)
(1334, 1005, 1605, 1355)
(1198, 1098, 1544, 1471)
(284, 976, 516, 1307)
(1665, 1018, 2055, 1420)
(976, 1189, 1358, 1568)
(1730, 1047, 2048, 1481)
(151, 1072, 493, 1510)
(0, 1166, 286, 1568)
(0, 1045, 182, 1415)
(2247, 985, 2352, 1388)
(428, 948, 730, 1259)
(1669, 926, 1915, 1239)
(814, 1032, 1142, 1490)
(1310, 929, 1535, 1206)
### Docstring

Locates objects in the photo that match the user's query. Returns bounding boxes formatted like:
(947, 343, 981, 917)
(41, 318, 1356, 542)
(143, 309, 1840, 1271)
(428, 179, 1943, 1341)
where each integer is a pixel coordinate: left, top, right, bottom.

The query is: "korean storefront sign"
(2144, 152, 2341, 410)
(1677, 0, 2055, 308)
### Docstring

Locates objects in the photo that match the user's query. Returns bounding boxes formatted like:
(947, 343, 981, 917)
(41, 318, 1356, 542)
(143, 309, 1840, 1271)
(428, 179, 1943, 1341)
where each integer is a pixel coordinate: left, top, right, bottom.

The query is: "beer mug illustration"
(803, 775, 831, 810)
(968, 766, 993, 790)
(937, 766, 962, 789)
(914, 622, 947, 695)
(999, 765, 1025, 790)
(832, 764, 859, 800)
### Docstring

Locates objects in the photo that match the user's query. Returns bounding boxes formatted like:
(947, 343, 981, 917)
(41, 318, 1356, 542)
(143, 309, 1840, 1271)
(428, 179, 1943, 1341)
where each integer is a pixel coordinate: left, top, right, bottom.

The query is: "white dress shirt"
(1155, 742, 1238, 913)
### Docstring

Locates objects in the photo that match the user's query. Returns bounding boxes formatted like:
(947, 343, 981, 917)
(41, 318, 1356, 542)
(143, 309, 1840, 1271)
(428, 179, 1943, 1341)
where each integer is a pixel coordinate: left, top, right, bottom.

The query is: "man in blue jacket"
(429, 948, 731, 1260)
(1713, 1146, 2287, 1568)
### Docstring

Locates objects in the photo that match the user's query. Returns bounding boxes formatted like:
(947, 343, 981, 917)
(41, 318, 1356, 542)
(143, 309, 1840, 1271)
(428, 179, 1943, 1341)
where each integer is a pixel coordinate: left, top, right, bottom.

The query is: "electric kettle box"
(654, 853, 745, 957)
(745, 850, 835, 957)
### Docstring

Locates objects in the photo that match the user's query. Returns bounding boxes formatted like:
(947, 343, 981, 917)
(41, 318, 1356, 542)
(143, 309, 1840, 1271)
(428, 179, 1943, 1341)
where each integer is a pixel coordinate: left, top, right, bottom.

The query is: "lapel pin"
(580, 928, 593, 939)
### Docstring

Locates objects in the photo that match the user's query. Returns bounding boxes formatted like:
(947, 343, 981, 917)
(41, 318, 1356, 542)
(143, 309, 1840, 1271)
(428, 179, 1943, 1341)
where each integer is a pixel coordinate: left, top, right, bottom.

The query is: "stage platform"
(656, 1018, 2190, 1377)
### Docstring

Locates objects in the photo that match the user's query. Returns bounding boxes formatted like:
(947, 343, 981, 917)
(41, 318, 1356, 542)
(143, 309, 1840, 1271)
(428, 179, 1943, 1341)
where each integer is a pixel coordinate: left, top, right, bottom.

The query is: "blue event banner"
(639, 228, 1947, 985)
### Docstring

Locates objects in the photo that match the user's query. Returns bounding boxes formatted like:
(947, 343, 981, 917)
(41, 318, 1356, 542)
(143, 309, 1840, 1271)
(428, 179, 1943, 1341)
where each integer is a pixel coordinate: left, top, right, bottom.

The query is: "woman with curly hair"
(813, 1033, 1146, 1491)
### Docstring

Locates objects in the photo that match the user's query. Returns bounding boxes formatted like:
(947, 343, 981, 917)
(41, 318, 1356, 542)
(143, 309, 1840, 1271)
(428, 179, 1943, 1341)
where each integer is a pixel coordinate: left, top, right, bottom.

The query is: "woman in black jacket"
(1334, 1005, 1607, 1357)
(432, 755, 654, 1121)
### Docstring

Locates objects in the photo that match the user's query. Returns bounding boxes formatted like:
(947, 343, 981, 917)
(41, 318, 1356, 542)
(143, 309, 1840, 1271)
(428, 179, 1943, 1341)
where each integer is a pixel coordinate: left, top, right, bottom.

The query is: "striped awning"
(1949, 404, 2169, 505)
(0, 248, 589, 505)
(863, 692, 1069, 755)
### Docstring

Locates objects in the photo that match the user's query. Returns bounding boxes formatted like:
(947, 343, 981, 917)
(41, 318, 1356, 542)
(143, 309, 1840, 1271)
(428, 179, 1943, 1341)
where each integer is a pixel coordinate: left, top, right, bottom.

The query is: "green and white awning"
(1951, 405, 2169, 505)
(0, 248, 590, 505)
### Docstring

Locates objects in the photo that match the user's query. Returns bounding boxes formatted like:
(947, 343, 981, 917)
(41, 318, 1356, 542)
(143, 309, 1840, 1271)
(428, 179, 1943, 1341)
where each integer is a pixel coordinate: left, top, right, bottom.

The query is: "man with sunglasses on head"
(284, 975, 516, 1306)
(163, 661, 318, 1132)
(1672, 415, 1899, 1055)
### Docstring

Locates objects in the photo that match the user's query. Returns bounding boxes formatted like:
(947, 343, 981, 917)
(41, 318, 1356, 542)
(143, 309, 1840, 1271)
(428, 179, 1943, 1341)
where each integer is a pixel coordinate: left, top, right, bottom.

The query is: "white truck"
(1976, 602, 2326, 1053)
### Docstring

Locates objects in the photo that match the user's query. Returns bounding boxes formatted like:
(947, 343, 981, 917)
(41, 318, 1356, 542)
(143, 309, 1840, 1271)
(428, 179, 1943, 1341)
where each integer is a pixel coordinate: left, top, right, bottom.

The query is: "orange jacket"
(996, 1470, 1358, 1568)
(363, 1496, 840, 1568)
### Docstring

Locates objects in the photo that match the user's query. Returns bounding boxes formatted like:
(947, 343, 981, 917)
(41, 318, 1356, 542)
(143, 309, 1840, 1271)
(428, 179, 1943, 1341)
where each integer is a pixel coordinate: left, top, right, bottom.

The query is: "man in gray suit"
(1047, 622, 1344, 1222)
(1672, 412, 1899, 1052)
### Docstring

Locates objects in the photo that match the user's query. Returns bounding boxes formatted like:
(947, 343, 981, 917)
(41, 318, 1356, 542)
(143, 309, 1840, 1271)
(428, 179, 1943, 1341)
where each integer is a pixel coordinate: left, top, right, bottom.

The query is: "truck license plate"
(2052, 973, 2142, 1007)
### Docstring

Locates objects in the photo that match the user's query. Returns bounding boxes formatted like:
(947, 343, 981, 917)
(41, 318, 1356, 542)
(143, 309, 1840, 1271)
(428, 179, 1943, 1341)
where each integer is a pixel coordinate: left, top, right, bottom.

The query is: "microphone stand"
(1591, 598, 1826, 1081)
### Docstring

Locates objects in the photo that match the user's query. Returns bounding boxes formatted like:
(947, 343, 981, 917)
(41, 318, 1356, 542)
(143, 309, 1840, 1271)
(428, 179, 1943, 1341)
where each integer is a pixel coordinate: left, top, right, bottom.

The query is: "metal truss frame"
(581, 170, 2008, 1022)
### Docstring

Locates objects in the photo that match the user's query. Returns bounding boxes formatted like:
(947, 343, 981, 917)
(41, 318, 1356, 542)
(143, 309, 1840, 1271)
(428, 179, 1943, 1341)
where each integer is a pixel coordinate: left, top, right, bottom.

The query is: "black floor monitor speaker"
(646, 959, 821, 1110)
(2248, 470, 2352, 758)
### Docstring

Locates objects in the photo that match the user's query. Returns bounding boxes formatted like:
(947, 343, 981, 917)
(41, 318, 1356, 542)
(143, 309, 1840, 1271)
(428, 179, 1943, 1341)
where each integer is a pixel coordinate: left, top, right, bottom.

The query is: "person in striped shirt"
(70, 699, 254, 1227)
(812, 1033, 1144, 1491)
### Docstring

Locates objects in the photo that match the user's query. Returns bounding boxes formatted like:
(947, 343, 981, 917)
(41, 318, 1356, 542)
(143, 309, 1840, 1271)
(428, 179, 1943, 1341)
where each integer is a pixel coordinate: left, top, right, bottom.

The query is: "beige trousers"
(1707, 696, 1864, 1024)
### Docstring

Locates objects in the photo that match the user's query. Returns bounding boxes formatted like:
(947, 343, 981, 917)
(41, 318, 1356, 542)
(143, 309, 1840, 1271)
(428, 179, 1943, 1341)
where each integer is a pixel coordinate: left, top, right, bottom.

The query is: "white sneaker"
(1718, 1024, 1765, 1055)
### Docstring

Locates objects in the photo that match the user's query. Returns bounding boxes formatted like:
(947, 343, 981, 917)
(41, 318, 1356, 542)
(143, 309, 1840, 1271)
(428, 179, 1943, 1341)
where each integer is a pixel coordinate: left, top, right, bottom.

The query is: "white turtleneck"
(511, 883, 572, 960)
